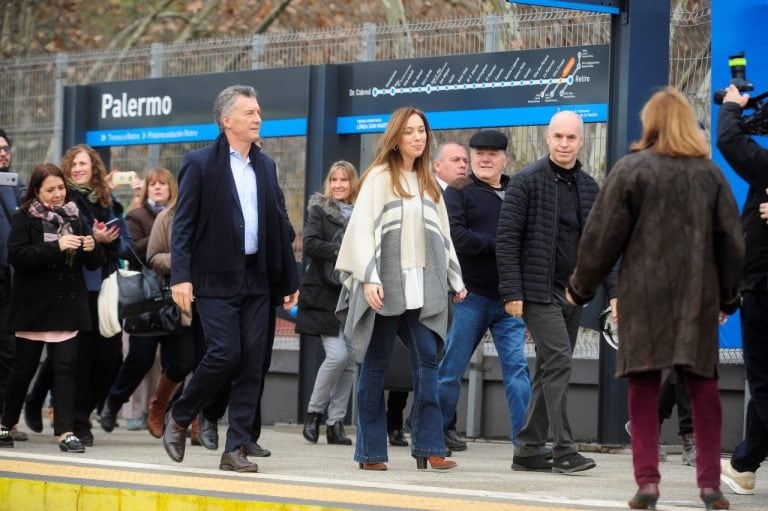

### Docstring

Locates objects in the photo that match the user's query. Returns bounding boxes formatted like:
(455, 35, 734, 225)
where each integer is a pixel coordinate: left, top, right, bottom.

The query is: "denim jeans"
(354, 309, 445, 463)
(438, 292, 530, 441)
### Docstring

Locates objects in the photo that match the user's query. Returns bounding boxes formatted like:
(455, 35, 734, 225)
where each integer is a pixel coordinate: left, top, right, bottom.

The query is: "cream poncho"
(335, 165, 464, 363)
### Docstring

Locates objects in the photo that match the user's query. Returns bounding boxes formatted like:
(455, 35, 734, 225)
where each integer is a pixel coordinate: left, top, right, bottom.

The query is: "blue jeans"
(354, 309, 445, 463)
(438, 292, 530, 441)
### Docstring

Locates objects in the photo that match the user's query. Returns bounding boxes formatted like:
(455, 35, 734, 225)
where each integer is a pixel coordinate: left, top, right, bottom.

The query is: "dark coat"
(8, 210, 105, 332)
(295, 193, 348, 337)
(445, 173, 509, 299)
(125, 203, 158, 269)
(496, 157, 600, 303)
(716, 102, 768, 291)
(171, 133, 298, 299)
(568, 150, 744, 378)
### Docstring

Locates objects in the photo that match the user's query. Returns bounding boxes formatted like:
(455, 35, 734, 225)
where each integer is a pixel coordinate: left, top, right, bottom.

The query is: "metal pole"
(51, 53, 68, 162)
(147, 43, 164, 168)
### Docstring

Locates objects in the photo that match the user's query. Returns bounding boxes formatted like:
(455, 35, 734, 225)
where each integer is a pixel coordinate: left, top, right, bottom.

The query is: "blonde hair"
(322, 160, 359, 204)
(60, 144, 113, 207)
(630, 86, 709, 158)
(361, 107, 441, 203)
(138, 167, 178, 209)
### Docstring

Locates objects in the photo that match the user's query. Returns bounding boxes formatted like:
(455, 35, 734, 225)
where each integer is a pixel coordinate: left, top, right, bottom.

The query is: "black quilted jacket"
(496, 157, 599, 304)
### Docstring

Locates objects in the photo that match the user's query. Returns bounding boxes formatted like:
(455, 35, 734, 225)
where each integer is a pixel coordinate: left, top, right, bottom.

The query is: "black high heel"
(628, 483, 659, 510)
(700, 488, 729, 510)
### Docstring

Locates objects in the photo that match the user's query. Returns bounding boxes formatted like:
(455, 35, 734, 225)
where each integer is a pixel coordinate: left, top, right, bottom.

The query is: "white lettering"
(100, 92, 173, 119)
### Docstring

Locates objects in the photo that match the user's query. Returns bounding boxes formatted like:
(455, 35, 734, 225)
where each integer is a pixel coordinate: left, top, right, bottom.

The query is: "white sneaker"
(720, 458, 755, 495)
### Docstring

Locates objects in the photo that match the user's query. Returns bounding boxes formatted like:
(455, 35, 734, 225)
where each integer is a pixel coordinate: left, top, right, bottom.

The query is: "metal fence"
(0, 5, 722, 358)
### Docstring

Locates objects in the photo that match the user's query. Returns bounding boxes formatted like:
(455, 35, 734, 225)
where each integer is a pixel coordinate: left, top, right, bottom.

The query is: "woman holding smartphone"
(60, 144, 132, 447)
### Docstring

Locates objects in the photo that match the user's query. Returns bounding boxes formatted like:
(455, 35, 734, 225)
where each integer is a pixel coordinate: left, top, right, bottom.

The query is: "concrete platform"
(0, 422, 766, 510)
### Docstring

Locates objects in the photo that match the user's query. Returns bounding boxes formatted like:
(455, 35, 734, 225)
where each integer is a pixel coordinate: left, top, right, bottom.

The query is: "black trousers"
(171, 267, 271, 452)
(0, 279, 14, 409)
(73, 292, 123, 437)
(106, 328, 196, 407)
(2, 337, 78, 436)
(657, 370, 693, 436)
(386, 390, 409, 431)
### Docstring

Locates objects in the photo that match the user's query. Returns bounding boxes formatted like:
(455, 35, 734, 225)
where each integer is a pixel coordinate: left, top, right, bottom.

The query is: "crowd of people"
(0, 81, 766, 510)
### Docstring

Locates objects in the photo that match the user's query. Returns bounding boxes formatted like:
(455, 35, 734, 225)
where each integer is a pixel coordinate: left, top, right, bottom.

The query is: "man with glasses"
(0, 129, 25, 448)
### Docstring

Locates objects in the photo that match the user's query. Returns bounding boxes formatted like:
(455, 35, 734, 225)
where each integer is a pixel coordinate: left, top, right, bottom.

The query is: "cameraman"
(0, 129, 24, 447)
(717, 84, 768, 495)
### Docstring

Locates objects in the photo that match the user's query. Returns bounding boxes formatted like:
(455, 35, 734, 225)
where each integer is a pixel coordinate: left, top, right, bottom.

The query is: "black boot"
(302, 412, 322, 444)
(99, 399, 120, 433)
(326, 421, 352, 445)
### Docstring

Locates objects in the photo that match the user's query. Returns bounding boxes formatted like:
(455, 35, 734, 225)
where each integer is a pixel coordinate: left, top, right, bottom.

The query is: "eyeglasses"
(0, 146, 11, 154)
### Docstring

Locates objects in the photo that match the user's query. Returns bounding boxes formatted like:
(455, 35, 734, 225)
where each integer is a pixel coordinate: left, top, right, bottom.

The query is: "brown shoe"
(220, 446, 259, 473)
(162, 410, 187, 463)
(415, 456, 457, 470)
(148, 375, 181, 439)
(190, 416, 201, 446)
(358, 462, 387, 471)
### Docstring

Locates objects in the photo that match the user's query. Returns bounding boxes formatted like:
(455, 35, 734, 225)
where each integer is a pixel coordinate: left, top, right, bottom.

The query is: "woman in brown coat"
(566, 87, 744, 510)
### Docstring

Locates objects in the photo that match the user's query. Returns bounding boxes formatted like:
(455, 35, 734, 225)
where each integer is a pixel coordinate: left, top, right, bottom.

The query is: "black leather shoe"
(0, 427, 13, 448)
(24, 395, 43, 433)
(75, 430, 94, 447)
(99, 399, 119, 433)
(246, 441, 271, 457)
(388, 429, 408, 447)
(302, 411, 322, 444)
(58, 433, 85, 453)
(220, 446, 258, 473)
(198, 415, 218, 450)
(162, 410, 187, 463)
(326, 421, 352, 445)
(444, 429, 467, 451)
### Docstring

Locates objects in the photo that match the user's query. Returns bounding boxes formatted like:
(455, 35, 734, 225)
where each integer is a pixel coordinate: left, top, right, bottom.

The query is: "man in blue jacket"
(163, 85, 299, 472)
(496, 111, 599, 474)
(438, 130, 530, 454)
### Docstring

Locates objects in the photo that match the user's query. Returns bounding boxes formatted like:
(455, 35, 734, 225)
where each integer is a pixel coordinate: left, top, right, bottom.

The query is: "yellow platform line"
(0, 458, 588, 511)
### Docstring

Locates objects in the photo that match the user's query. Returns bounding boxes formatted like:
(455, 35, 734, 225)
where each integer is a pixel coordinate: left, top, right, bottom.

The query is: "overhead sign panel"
(336, 45, 609, 134)
(84, 67, 310, 147)
(506, 0, 621, 14)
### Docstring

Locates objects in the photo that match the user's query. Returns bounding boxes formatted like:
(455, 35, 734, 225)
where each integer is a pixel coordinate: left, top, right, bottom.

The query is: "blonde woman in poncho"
(335, 107, 466, 471)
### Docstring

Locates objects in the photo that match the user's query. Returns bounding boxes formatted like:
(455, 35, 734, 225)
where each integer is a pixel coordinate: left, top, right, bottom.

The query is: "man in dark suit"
(163, 85, 299, 472)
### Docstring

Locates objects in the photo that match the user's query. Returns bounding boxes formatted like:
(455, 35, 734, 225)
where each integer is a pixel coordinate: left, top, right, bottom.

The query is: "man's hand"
(565, 288, 576, 305)
(364, 283, 384, 309)
(609, 297, 618, 324)
(171, 282, 194, 316)
(718, 311, 728, 325)
(282, 290, 299, 310)
(504, 300, 523, 318)
(722, 84, 750, 108)
(760, 189, 768, 222)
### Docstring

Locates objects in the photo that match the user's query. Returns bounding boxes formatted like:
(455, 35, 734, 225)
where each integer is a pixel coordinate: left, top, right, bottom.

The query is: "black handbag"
(123, 301, 182, 336)
(116, 245, 169, 320)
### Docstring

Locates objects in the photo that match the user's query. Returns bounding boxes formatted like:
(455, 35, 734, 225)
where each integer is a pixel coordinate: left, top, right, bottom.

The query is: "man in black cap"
(437, 129, 530, 454)
(497, 111, 599, 474)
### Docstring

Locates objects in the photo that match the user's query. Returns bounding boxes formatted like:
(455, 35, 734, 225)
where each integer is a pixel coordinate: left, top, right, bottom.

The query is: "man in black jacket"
(439, 130, 530, 454)
(496, 111, 598, 474)
(0, 129, 24, 448)
(717, 84, 768, 496)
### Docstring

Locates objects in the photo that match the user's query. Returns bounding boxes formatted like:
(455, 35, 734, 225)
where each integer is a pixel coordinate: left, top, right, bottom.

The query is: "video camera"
(714, 52, 768, 136)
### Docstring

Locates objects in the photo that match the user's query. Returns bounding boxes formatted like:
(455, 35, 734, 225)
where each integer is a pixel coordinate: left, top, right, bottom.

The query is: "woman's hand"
(610, 297, 618, 324)
(760, 191, 768, 223)
(505, 300, 523, 318)
(81, 235, 96, 252)
(718, 311, 728, 325)
(364, 283, 384, 309)
(58, 234, 82, 252)
(452, 288, 468, 303)
(92, 219, 120, 244)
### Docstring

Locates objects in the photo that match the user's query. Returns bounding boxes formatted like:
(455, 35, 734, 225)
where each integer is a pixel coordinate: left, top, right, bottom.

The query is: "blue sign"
(506, 0, 620, 14)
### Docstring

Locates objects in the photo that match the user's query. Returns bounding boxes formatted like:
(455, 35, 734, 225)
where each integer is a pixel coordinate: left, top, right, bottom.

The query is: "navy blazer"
(171, 134, 298, 298)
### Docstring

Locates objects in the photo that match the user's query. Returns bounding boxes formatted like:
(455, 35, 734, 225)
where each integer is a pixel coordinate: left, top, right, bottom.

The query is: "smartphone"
(104, 218, 120, 228)
(112, 171, 137, 186)
(0, 172, 19, 187)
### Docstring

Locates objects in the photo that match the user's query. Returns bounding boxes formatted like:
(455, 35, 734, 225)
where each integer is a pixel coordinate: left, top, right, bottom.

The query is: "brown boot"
(147, 374, 181, 439)
(190, 416, 201, 446)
